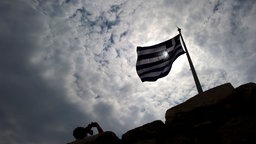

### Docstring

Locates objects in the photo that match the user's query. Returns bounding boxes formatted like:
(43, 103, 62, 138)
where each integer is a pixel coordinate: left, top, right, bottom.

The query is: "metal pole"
(178, 27, 203, 93)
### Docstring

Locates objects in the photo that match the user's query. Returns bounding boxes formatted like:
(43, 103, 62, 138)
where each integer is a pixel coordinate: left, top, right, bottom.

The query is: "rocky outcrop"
(68, 82, 256, 144)
(166, 83, 256, 144)
(122, 82, 256, 144)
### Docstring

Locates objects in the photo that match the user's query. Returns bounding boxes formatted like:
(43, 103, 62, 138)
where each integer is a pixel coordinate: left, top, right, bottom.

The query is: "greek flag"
(136, 34, 185, 82)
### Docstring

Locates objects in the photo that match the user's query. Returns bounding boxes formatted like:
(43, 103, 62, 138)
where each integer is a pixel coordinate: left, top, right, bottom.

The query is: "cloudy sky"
(0, 0, 255, 143)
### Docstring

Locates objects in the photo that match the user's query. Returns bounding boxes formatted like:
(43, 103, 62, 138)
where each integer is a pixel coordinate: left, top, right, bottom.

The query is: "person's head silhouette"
(73, 127, 88, 139)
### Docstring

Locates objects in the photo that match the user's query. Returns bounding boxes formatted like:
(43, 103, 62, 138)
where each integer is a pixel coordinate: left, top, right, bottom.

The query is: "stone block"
(165, 83, 234, 126)
(122, 120, 165, 144)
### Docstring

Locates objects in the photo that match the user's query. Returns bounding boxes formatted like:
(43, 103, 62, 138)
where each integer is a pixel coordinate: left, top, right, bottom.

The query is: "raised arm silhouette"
(73, 122, 104, 140)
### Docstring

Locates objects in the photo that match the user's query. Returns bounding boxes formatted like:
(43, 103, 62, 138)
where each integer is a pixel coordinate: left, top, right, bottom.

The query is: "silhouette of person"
(73, 122, 104, 140)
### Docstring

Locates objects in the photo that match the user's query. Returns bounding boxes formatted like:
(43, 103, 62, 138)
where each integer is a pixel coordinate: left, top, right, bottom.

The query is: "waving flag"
(136, 34, 185, 82)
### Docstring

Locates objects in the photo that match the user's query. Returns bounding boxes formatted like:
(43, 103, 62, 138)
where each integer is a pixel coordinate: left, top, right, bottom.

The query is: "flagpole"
(178, 27, 203, 94)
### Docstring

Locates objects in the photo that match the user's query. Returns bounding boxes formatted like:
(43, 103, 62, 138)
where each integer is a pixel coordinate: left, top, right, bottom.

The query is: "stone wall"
(68, 82, 256, 144)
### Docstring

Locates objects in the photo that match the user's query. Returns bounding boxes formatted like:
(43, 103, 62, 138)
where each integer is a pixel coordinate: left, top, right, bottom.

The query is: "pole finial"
(177, 27, 181, 33)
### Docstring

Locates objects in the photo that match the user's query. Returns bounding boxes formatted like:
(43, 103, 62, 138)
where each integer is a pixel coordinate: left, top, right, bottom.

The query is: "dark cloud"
(0, 1, 91, 143)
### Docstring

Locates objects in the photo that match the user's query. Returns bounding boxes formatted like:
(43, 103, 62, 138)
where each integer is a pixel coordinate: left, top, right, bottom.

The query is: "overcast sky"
(0, 0, 255, 143)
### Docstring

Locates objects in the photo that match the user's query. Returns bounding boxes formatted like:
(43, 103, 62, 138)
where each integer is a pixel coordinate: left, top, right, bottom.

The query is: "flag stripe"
(136, 53, 167, 66)
(137, 48, 185, 76)
(136, 34, 185, 82)
(137, 45, 166, 55)
(139, 63, 171, 78)
(140, 66, 171, 82)
(136, 58, 167, 70)
(137, 60, 170, 75)
(137, 50, 166, 61)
